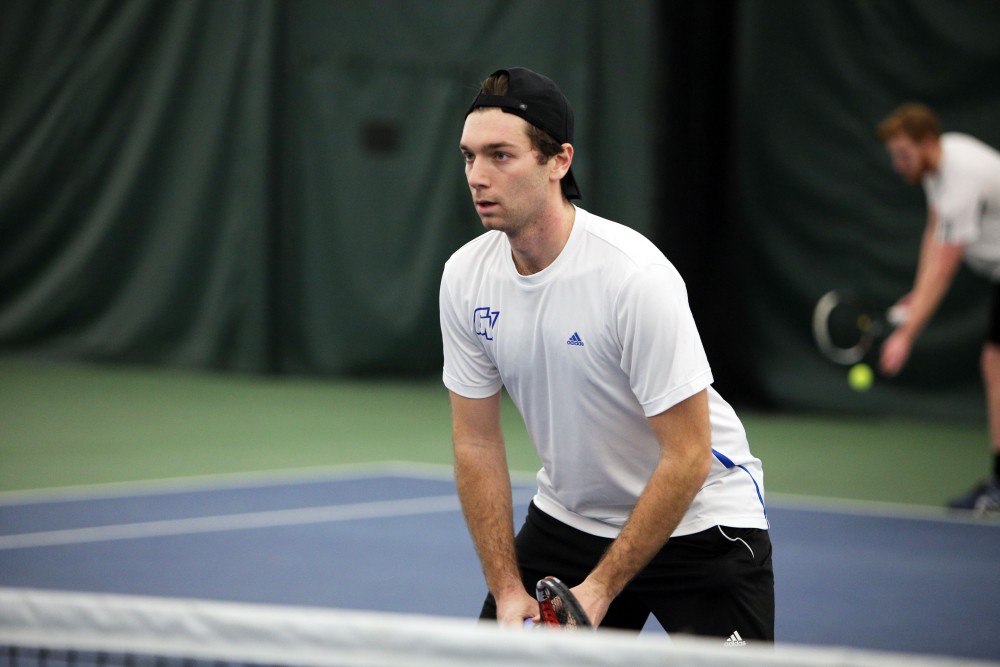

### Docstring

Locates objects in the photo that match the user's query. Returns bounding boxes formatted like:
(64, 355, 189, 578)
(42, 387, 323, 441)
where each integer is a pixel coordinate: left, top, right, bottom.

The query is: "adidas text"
(566, 332, 584, 346)
(724, 631, 746, 647)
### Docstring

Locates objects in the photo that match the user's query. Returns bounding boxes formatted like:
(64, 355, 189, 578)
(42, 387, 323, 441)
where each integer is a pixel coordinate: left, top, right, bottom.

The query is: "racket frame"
(535, 576, 592, 629)
(812, 290, 886, 366)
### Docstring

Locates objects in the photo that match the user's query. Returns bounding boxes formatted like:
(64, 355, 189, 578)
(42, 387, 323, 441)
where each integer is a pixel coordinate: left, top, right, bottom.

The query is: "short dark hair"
(878, 103, 941, 142)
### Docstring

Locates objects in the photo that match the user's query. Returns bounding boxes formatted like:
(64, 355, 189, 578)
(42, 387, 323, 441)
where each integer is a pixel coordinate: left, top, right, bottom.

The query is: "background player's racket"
(536, 576, 591, 629)
(812, 290, 907, 365)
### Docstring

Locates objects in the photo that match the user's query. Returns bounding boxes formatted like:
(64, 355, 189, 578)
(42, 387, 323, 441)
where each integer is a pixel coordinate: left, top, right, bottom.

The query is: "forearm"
(900, 241, 964, 339)
(449, 391, 536, 626)
(587, 444, 710, 599)
(912, 214, 939, 290)
(587, 391, 712, 600)
(453, 437, 523, 599)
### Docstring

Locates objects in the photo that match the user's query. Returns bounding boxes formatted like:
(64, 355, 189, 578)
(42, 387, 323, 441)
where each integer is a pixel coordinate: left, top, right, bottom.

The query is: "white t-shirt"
(923, 133, 1000, 280)
(440, 207, 768, 538)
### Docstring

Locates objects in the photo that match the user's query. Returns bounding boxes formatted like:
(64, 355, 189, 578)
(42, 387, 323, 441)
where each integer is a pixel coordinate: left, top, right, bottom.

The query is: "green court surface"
(0, 358, 991, 509)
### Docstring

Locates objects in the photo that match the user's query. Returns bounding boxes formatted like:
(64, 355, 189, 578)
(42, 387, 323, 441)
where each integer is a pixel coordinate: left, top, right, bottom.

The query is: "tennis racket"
(812, 290, 908, 365)
(536, 576, 591, 629)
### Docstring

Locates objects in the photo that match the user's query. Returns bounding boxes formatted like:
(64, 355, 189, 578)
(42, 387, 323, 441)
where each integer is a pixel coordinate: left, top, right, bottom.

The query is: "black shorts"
(479, 502, 775, 641)
(989, 283, 1000, 345)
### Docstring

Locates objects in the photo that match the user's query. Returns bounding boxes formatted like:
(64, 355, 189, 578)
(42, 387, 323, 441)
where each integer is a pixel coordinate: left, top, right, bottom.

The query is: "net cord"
(0, 588, 993, 667)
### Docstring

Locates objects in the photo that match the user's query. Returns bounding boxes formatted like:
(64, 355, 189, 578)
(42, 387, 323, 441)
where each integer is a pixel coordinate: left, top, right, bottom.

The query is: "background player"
(878, 103, 1000, 512)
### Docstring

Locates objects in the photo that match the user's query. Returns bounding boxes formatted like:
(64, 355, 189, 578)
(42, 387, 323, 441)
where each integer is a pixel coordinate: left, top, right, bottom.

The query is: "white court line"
(5, 462, 990, 539)
(0, 461, 535, 507)
(0, 487, 540, 552)
(766, 492, 1000, 527)
(0, 461, 460, 506)
(0, 495, 463, 551)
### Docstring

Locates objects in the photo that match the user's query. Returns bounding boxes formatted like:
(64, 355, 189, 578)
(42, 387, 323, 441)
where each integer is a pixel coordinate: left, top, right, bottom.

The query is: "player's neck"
(925, 140, 943, 173)
(509, 200, 576, 276)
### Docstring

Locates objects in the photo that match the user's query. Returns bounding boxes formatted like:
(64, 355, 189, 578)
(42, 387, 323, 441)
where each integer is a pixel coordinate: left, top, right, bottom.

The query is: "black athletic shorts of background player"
(480, 502, 775, 641)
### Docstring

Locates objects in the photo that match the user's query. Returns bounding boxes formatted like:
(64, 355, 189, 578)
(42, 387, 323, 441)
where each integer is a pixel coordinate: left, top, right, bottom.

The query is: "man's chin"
(479, 215, 504, 230)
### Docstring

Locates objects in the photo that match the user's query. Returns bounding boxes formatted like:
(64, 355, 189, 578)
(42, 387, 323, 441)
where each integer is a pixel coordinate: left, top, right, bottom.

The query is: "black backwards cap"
(467, 67, 581, 200)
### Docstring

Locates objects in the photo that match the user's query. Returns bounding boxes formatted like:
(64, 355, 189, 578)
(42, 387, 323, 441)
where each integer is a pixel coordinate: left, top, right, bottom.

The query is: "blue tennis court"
(0, 465, 996, 662)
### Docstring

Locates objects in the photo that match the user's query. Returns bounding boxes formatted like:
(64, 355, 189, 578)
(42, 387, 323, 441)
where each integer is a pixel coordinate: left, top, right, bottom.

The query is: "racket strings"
(538, 597, 563, 626)
(828, 303, 868, 347)
(535, 577, 591, 629)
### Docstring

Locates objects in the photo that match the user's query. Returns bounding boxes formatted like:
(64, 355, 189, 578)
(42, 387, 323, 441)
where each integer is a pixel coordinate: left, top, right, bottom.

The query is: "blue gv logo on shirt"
(474, 307, 500, 341)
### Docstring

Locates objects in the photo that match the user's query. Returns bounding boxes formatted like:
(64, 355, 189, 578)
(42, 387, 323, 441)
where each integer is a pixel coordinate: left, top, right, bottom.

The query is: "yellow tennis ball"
(848, 363, 874, 392)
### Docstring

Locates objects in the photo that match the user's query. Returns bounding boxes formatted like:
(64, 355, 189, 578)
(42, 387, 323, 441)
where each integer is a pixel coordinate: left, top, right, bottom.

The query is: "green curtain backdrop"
(0, 0, 276, 371)
(272, 1, 655, 375)
(0, 0, 654, 376)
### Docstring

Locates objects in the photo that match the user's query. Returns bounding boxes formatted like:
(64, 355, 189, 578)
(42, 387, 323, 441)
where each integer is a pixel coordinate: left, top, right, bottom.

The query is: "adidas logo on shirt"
(566, 332, 584, 346)
(724, 631, 747, 647)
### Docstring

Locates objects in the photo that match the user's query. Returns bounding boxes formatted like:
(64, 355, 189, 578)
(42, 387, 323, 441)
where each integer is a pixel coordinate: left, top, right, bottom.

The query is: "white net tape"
(0, 587, 993, 667)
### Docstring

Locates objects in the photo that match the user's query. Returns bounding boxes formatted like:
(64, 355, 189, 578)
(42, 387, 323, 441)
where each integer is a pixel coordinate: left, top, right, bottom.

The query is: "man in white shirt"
(878, 102, 1000, 512)
(440, 67, 773, 641)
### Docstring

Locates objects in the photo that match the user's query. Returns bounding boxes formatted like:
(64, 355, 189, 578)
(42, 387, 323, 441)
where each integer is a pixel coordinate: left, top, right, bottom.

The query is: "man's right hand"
(495, 589, 541, 628)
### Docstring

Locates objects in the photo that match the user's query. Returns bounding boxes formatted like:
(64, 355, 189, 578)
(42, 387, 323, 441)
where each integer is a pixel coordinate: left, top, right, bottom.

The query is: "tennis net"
(0, 587, 993, 667)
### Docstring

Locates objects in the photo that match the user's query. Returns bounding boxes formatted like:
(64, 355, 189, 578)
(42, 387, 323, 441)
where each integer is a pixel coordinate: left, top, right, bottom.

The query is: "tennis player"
(878, 103, 1000, 512)
(440, 67, 773, 641)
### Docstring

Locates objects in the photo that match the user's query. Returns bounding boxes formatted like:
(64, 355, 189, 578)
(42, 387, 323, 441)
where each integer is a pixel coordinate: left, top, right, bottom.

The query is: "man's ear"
(551, 143, 574, 182)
